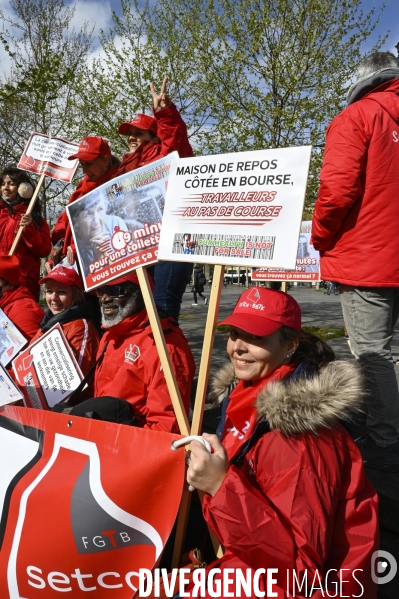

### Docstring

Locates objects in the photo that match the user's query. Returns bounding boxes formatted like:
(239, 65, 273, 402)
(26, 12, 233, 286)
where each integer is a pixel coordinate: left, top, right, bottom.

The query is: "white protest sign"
(0, 364, 23, 405)
(0, 308, 27, 367)
(158, 145, 312, 269)
(18, 132, 79, 183)
(12, 324, 83, 410)
(252, 220, 320, 282)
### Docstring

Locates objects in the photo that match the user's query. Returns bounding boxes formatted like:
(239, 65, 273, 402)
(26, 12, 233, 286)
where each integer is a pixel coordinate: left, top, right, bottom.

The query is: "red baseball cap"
(39, 266, 83, 290)
(68, 136, 112, 161)
(111, 271, 155, 291)
(0, 255, 20, 287)
(118, 114, 158, 136)
(218, 287, 301, 336)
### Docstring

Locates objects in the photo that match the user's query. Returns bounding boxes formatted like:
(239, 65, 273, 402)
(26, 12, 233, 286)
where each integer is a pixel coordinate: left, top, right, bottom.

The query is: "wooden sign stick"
(136, 266, 190, 437)
(9, 173, 46, 256)
(171, 265, 225, 567)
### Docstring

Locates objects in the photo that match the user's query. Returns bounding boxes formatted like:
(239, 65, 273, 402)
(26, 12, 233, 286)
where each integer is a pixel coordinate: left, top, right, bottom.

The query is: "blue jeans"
(340, 285, 399, 446)
(152, 261, 194, 323)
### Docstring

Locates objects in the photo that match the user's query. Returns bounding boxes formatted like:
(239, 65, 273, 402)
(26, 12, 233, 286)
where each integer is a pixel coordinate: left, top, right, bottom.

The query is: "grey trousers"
(340, 285, 399, 446)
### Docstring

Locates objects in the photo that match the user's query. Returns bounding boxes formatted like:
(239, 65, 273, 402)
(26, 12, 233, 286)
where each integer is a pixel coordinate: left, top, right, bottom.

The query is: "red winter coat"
(192, 361, 378, 599)
(0, 286, 43, 342)
(0, 202, 51, 300)
(94, 309, 195, 432)
(116, 104, 194, 175)
(312, 78, 399, 286)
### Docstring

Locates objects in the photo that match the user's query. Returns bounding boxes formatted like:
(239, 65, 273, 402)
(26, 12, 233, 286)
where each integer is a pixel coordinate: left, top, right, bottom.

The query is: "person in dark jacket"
(192, 266, 208, 306)
(312, 51, 399, 471)
(0, 167, 51, 300)
(186, 288, 378, 598)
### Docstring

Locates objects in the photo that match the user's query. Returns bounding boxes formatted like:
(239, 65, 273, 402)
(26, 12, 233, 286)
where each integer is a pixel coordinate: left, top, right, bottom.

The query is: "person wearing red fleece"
(51, 136, 120, 266)
(186, 288, 378, 598)
(0, 168, 51, 300)
(116, 77, 194, 323)
(93, 271, 195, 433)
(0, 255, 43, 341)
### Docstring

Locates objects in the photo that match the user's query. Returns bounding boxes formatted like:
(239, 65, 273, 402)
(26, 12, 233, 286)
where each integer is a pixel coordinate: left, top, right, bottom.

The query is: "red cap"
(39, 266, 83, 290)
(0, 255, 20, 287)
(118, 114, 158, 136)
(218, 287, 301, 336)
(111, 271, 155, 291)
(68, 136, 112, 161)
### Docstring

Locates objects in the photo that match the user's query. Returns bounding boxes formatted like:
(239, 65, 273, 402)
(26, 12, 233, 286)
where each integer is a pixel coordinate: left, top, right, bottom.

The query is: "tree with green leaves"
(0, 0, 93, 221)
(133, 0, 385, 215)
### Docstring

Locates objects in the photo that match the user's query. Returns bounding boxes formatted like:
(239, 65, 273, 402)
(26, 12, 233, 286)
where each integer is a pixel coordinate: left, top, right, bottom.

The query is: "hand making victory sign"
(150, 76, 172, 112)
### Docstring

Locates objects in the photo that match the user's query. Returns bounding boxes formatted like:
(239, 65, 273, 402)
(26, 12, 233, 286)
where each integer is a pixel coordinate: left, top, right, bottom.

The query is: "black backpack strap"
(230, 419, 271, 468)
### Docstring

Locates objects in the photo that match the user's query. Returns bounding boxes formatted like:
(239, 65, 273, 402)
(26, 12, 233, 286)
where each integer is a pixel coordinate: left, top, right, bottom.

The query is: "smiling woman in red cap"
(30, 265, 100, 380)
(184, 287, 378, 598)
(51, 136, 121, 266)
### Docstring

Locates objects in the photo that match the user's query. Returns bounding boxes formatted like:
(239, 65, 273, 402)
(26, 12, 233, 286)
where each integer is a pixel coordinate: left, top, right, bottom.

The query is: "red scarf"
(62, 165, 119, 254)
(116, 141, 159, 175)
(222, 362, 296, 459)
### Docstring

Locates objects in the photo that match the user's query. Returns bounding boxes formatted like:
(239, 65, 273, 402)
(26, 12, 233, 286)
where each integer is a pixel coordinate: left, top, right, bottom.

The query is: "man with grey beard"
(93, 272, 195, 432)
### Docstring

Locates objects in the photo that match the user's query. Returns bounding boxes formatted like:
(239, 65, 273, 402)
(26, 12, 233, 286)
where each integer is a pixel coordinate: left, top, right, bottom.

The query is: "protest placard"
(157, 145, 312, 269)
(67, 153, 178, 292)
(0, 308, 27, 367)
(17, 132, 79, 183)
(0, 406, 185, 598)
(252, 221, 320, 282)
(12, 324, 83, 410)
(0, 364, 23, 405)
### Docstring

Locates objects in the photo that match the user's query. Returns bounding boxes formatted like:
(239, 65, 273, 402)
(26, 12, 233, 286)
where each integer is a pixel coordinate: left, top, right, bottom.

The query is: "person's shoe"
(356, 434, 399, 472)
(192, 303, 198, 306)
(204, 298, 208, 305)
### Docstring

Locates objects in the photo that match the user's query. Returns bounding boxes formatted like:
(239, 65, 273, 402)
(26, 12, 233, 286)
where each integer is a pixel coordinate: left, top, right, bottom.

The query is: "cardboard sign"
(18, 132, 79, 183)
(12, 325, 83, 410)
(0, 406, 185, 598)
(252, 221, 320, 282)
(157, 146, 312, 269)
(0, 309, 27, 367)
(67, 153, 178, 291)
(0, 364, 24, 405)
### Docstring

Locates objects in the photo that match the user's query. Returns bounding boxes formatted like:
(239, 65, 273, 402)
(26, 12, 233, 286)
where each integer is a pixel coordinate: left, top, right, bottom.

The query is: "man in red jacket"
(0, 255, 43, 341)
(312, 51, 399, 471)
(93, 272, 195, 433)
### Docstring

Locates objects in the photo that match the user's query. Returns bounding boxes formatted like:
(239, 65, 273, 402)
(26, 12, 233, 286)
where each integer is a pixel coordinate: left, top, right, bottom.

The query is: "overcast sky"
(0, 1, 397, 78)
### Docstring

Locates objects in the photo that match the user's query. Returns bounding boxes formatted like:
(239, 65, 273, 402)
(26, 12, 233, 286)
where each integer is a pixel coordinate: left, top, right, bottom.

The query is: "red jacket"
(0, 202, 51, 299)
(94, 309, 195, 432)
(312, 78, 399, 286)
(194, 361, 378, 598)
(116, 104, 194, 175)
(0, 286, 43, 341)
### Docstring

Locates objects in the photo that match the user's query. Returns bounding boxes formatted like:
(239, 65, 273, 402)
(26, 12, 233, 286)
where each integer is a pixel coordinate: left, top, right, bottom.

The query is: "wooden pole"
(9, 173, 46, 256)
(136, 266, 190, 436)
(191, 264, 224, 437)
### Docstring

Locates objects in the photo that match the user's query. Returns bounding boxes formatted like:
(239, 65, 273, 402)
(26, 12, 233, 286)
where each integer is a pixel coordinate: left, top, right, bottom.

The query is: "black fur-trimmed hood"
(209, 361, 364, 436)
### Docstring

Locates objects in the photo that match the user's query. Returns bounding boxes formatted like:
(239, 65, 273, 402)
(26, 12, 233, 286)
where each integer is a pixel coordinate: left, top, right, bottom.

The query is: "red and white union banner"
(0, 406, 185, 598)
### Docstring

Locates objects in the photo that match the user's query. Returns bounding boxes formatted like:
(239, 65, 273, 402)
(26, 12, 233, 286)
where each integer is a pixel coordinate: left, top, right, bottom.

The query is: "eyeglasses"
(95, 284, 135, 298)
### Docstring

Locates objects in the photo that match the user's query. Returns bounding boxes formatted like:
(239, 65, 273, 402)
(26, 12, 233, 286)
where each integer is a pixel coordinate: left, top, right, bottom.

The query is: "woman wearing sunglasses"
(29, 266, 100, 386)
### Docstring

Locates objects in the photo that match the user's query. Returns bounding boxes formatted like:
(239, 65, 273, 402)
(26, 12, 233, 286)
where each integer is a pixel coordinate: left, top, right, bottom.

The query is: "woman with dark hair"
(185, 287, 378, 598)
(0, 167, 51, 300)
